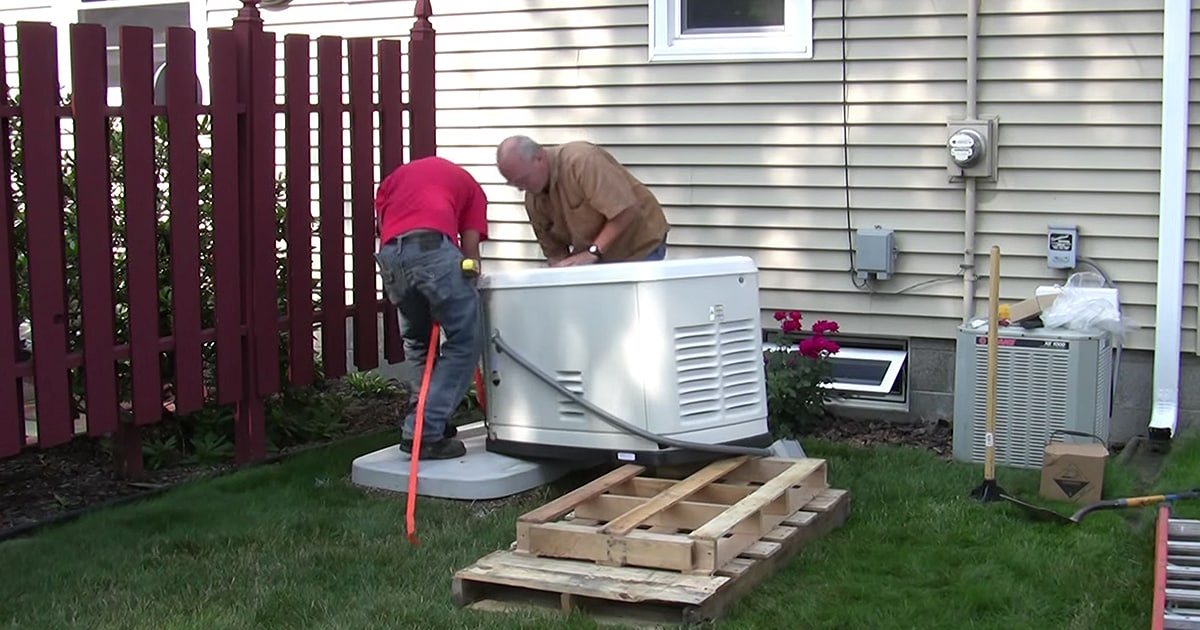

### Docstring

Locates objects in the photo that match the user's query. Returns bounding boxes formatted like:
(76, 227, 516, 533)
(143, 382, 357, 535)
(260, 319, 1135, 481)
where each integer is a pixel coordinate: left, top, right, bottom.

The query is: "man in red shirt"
(374, 156, 489, 460)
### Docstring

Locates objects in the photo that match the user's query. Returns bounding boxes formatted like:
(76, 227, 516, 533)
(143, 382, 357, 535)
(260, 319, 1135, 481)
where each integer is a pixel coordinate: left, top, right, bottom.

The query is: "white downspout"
(961, 0, 980, 322)
(1149, 0, 1191, 442)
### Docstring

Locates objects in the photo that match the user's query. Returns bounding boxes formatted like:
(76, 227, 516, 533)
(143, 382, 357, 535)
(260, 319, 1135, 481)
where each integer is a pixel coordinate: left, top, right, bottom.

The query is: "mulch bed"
(0, 398, 951, 539)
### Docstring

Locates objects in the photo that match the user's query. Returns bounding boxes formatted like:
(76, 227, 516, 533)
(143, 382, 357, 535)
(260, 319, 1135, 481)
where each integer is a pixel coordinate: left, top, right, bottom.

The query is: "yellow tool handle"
(461, 258, 479, 277)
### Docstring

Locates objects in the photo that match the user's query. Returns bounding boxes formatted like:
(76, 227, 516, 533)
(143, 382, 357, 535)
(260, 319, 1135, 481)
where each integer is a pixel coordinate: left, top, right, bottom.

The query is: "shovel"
(1001, 489, 1200, 524)
(970, 245, 1007, 502)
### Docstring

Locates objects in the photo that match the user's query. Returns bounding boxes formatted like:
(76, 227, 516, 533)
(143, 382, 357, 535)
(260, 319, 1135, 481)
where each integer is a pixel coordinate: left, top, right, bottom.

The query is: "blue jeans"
(375, 233, 482, 441)
(642, 240, 668, 261)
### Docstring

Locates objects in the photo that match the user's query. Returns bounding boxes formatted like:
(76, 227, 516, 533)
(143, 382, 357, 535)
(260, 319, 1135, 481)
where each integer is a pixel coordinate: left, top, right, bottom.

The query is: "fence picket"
(0, 1, 436, 469)
(70, 23, 119, 437)
(377, 39, 404, 364)
(348, 38, 378, 372)
(283, 33, 314, 387)
(165, 26, 204, 415)
(119, 25, 163, 426)
(18, 22, 73, 447)
(247, 29, 279, 398)
(207, 29, 243, 406)
(0, 24, 25, 457)
(316, 36, 346, 378)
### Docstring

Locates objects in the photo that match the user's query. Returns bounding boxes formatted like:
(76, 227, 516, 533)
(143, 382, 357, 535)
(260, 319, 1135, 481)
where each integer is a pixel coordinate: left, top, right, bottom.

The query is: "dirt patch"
(1, 403, 949, 539)
(800, 416, 954, 458)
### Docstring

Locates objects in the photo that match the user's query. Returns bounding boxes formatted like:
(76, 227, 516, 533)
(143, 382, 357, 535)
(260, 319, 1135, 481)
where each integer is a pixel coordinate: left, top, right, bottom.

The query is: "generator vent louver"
(674, 319, 762, 423)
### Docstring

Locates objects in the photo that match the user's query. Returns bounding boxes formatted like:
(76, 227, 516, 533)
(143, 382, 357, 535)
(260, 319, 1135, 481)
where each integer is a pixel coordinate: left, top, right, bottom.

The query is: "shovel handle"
(1072, 489, 1200, 521)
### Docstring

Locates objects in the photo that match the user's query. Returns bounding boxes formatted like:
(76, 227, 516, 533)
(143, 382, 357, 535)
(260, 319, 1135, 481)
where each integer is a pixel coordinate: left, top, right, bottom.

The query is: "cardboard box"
(1007, 293, 1058, 323)
(1039, 441, 1108, 504)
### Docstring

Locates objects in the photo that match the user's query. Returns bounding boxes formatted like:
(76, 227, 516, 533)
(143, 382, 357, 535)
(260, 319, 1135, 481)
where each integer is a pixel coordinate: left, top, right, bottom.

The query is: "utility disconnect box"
(1047, 224, 1078, 269)
(855, 227, 895, 280)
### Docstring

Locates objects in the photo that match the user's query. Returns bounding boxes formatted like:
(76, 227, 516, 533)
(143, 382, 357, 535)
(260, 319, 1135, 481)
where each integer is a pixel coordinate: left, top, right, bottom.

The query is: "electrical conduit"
(961, 0, 980, 323)
(1149, 0, 1192, 442)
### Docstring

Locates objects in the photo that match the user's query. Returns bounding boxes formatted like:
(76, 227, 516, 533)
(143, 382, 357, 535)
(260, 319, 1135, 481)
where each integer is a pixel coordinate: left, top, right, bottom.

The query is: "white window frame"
(764, 343, 908, 395)
(51, 0, 209, 106)
(648, 0, 813, 63)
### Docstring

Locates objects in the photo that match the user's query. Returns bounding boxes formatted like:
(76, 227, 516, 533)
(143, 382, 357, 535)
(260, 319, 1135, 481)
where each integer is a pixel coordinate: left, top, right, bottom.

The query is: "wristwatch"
(587, 243, 602, 257)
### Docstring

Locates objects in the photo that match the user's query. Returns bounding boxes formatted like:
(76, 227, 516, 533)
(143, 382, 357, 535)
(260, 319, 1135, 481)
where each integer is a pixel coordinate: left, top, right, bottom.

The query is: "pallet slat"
(601, 456, 749, 536)
(691, 459, 825, 540)
(519, 464, 645, 525)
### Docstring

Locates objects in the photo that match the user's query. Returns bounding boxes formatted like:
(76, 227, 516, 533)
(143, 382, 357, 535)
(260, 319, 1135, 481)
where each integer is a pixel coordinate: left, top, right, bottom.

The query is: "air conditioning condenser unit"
(952, 323, 1113, 470)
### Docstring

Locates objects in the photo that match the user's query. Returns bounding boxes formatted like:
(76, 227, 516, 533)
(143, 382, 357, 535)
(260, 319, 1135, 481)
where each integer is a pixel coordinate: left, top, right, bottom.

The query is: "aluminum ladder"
(1155, 506, 1200, 629)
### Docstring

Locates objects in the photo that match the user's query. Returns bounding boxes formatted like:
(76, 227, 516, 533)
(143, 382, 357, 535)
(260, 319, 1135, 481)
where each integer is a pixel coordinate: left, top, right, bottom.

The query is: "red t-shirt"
(374, 156, 489, 246)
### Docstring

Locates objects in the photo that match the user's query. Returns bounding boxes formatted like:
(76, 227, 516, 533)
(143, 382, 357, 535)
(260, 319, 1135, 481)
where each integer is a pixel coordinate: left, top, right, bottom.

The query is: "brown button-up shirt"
(524, 142, 669, 262)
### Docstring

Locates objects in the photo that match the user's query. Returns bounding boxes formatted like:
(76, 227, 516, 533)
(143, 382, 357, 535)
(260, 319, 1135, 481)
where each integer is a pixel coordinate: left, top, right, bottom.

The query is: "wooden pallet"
(513, 455, 829, 574)
(453, 487, 850, 626)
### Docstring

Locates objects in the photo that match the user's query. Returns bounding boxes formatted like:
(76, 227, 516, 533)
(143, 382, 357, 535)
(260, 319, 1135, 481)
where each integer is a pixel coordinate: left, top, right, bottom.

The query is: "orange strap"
(473, 368, 487, 413)
(405, 324, 487, 545)
(406, 323, 441, 545)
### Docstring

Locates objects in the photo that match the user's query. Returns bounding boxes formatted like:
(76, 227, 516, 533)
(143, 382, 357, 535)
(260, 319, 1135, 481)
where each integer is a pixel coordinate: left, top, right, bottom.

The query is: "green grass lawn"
(0, 428, 1193, 629)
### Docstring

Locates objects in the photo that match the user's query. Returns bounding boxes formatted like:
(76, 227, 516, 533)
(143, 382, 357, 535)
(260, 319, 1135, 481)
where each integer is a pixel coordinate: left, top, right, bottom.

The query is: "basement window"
(648, 0, 814, 63)
(763, 343, 908, 395)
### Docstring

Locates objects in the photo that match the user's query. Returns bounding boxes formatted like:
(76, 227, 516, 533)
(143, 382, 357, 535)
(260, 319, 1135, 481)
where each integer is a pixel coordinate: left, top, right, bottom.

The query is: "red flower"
(798, 337, 822, 359)
(799, 335, 841, 358)
(812, 320, 839, 335)
(781, 319, 801, 333)
(773, 311, 786, 321)
(817, 336, 841, 355)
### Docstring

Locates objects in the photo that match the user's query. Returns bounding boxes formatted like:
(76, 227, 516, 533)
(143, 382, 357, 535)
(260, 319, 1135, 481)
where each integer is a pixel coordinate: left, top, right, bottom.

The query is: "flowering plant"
(763, 310, 841, 436)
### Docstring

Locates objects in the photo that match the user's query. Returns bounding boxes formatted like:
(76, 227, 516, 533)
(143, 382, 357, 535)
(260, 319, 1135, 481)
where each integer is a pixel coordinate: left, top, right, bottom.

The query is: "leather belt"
(386, 229, 445, 251)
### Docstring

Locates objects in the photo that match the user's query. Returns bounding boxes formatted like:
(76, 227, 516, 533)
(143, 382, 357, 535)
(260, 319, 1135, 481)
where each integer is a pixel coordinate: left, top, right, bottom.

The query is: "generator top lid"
(478, 255, 758, 291)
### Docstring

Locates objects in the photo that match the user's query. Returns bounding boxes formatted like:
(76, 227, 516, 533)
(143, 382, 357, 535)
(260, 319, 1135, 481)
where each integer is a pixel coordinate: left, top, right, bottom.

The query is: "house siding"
(1, 1, 1183, 354)
(201, 0, 1187, 356)
(0, 0, 1188, 438)
(0, 2, 54, 89)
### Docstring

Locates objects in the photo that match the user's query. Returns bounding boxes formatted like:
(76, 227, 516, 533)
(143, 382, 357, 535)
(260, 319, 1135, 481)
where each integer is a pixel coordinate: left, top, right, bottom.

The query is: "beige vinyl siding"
(201, 0, 1186, 352)
(0, 3, 55, 90)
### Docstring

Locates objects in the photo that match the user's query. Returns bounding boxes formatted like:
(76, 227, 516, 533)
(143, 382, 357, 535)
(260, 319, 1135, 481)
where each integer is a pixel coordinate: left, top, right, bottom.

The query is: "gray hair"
(498, 135, 541, 162)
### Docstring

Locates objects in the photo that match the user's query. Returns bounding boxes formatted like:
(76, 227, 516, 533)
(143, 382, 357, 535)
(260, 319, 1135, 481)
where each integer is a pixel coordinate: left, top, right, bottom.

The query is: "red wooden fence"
(0, 0, 434, 475)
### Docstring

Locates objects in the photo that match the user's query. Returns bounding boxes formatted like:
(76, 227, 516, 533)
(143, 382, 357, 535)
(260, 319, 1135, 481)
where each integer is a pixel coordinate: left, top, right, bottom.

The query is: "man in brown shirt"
(496, 136, 670, 266)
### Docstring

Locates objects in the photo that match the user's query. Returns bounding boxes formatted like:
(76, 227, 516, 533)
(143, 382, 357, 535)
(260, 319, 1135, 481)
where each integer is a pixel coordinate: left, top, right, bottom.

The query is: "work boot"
(443, 424, 457, 439)
(398, 437, 467, 460)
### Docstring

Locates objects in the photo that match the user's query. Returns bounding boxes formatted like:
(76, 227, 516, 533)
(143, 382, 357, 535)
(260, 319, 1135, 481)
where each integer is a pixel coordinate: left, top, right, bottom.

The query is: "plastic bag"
(1040, 272, 1137, 337)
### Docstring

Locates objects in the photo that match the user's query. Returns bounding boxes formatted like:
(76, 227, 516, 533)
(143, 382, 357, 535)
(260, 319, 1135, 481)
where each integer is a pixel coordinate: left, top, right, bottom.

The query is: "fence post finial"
(237, 0, 262, 21)
(413, 0, 432, 30)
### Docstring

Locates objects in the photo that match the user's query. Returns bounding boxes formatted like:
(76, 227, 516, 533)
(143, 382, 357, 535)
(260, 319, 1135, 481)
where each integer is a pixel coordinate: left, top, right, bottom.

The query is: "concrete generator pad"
(350, 422, 580, 500)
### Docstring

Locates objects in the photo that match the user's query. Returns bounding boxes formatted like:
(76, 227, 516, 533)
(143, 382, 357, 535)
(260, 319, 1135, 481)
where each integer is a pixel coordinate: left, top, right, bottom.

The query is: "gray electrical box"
(1047, 224, 1078, 269)
(855, 227, 896, 280)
